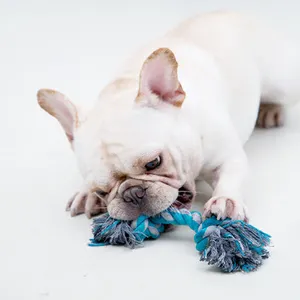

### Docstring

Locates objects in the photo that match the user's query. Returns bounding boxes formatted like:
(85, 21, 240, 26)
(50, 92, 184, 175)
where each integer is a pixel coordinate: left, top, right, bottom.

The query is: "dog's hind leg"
(256, 102, 284, 129)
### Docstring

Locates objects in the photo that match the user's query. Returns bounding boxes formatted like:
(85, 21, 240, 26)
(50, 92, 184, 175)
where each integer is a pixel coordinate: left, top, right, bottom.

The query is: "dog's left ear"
(37, 89, 79, 143)
(136, 48, 185, 108)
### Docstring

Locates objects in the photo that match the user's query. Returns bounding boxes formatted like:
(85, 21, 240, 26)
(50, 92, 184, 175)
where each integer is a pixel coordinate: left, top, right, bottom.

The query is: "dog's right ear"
(136, 48, 185, 108)
(37, 89, 79, 143)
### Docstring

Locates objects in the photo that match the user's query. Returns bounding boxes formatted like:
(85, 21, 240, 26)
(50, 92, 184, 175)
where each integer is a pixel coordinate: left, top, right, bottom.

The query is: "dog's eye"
(145, 156, 161, 171)
(95, 190, 108, 198)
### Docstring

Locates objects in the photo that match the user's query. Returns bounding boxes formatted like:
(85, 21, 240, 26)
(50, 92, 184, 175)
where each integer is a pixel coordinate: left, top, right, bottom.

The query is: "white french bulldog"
(37, 11, 300, 221)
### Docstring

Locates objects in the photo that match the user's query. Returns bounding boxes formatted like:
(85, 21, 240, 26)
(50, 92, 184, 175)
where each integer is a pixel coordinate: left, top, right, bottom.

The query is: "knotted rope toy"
(89, 206, 271, 273)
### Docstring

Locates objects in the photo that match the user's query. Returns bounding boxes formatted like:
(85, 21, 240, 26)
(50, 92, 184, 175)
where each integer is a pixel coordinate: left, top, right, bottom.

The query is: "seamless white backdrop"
(1, 1, 300, 299)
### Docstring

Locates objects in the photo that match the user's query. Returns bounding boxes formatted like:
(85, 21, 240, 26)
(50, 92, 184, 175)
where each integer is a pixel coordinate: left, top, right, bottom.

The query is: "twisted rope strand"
(89, 206, 271, 273)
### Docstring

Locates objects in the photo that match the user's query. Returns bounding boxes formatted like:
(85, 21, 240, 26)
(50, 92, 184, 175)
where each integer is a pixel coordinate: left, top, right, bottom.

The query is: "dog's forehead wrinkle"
(102, 116, 175, 148)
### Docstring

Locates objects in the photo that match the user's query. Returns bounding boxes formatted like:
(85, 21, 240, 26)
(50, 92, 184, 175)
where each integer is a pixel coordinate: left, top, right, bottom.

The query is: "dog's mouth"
(172, 185, 194, 210)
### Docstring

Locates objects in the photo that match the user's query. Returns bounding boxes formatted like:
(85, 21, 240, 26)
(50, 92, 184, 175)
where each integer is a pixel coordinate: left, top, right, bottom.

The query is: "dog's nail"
(70, 209, 77, 217)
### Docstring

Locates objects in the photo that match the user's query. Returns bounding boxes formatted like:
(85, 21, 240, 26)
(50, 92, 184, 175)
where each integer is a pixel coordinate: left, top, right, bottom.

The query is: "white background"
(1, 0, 300, 299)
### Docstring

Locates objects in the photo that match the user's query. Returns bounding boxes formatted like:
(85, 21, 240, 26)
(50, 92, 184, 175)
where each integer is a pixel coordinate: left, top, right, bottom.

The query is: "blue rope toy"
(89, 206, 271, 273)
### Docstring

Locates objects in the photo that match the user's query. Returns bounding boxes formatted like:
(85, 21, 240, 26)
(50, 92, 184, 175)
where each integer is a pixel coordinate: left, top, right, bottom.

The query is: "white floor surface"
(1, 1, 300, 299)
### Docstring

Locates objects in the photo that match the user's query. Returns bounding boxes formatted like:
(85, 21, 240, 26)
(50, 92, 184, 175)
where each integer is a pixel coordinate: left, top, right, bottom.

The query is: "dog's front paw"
(66, 191, 107, 219)
(203, 196, 248, 222)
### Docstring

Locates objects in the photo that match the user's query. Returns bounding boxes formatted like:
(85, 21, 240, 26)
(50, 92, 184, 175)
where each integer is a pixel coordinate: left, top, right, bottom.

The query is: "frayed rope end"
(195, 217, 271, 273)
(88, 214, 143, 249)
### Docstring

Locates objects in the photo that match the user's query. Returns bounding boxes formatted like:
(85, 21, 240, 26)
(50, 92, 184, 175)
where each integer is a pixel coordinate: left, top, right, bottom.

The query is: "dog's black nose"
(123, 186, 146, 205)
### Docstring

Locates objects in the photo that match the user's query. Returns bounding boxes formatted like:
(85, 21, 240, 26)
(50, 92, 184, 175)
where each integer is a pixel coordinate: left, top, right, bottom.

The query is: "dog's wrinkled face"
(37, 48, 202, 220)
(74, 107, 197, 220)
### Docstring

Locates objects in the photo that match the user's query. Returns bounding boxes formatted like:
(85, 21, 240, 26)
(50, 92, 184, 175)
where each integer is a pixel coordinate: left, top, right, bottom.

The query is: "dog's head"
(38, 48, 202, 220)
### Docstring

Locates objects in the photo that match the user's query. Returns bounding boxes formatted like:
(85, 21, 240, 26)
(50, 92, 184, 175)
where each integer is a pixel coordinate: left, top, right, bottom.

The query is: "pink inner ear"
(142, 56, 174, 96)
(139, 53, 184, 104)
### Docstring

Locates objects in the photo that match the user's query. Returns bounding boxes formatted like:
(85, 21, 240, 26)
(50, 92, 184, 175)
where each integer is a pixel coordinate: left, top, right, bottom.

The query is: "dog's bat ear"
(136, 48, 185, 108)
(37, 89, 79, 143)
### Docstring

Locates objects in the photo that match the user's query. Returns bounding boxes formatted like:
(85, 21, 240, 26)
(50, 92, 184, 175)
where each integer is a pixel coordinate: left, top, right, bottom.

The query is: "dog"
(37, 10, 300, 221)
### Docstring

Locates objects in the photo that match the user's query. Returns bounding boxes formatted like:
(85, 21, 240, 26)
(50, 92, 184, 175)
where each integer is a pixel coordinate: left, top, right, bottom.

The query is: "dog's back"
(167, 10, 300, 105)
(118, 10, 300, 143)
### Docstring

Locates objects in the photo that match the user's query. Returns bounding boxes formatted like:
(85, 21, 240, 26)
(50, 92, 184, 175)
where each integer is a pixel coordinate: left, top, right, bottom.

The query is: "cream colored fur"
(37, 11, 300, 221)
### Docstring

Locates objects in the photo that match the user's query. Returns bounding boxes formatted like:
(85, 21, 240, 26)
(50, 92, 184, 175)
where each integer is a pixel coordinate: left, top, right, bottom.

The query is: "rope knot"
(194, 217, 270, 272)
